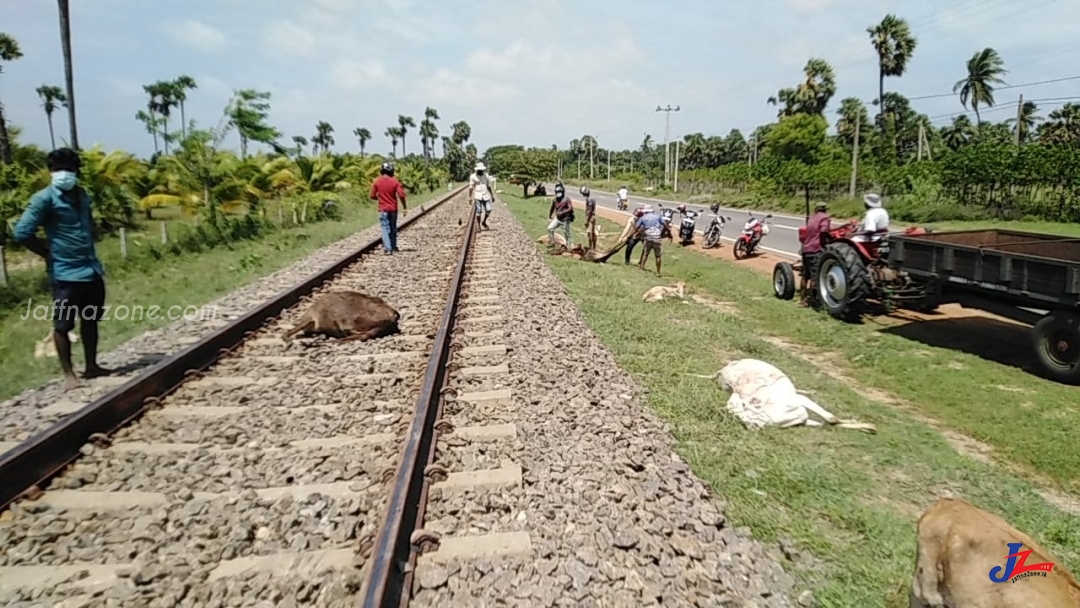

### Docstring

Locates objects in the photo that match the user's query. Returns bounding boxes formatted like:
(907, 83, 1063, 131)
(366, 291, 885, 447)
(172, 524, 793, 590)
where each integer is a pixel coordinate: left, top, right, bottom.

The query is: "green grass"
(503, 191, 1080, 607)
(0, 187, 451, 402)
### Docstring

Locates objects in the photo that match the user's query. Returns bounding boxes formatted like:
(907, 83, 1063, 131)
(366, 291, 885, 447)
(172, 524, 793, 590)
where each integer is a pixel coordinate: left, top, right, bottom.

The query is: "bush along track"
(503, 191, 1080, 608)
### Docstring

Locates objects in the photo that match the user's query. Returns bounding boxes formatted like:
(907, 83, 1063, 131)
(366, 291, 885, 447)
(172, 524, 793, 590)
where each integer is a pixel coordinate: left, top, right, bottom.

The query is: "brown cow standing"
(910, 497, 1080, 607)
(282, 291, 400, 342)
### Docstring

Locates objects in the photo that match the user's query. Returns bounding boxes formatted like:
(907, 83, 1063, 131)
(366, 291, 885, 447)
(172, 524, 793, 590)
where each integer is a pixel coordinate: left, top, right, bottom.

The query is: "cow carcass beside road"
(282, 291, 400, 342)
(689, 358, 876, 433)
(643, 282, 686, 303)
(911, 497, 1080, 607)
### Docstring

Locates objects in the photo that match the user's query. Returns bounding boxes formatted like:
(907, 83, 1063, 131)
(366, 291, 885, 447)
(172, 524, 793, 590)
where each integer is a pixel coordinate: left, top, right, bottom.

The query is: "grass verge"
(0, 187, 451, 402)
(503, 192, 1080, 608)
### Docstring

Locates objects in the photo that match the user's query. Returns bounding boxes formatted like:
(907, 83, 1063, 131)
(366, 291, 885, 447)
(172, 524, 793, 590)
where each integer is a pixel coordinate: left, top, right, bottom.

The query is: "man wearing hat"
(469, 162, 494, 230)
(852, 192, 890, 243)
(799, 201, 832, 307)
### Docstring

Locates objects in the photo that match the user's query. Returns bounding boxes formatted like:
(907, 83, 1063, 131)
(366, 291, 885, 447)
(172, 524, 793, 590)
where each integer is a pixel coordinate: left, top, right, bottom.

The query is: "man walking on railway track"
(469, 162, 494, 230)
(370, 162, 408, 254)
(14, 148, 112, 390)
(799, 201, 831, 307)
(547, 182, 574, 248)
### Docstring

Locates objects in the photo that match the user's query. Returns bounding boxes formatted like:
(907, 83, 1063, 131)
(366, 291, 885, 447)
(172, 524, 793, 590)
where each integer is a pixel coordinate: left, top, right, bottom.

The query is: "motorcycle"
(658, 205, 676, 241)
(733, 212, 772, 259)
(616, 195, 628, 211)
(702, 212, 732, 249)
(678, 209, 700, 246)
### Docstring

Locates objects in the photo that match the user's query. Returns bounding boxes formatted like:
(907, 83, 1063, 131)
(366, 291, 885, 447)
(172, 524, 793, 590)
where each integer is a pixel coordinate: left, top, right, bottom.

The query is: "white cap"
(475, 162, 486, 171)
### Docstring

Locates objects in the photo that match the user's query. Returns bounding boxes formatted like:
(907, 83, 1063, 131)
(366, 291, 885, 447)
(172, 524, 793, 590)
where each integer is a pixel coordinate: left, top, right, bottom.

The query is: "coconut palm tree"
(0, 32, 23, 164)
(953, 47, 1008, 129)
(56, 0, 78, 149)
(1005, 101, 1041, 144)
(312, 121, 334, 155)
(867, 15, 917, 116)
(172, 75, 197, 139)
(386, 126, 401, 157)
(941, 115, 977, 150)
(835, 97, 870, 148)
(419, 106, 440, 161)
(397, 114, 415, 155)
(352, 127, 371, 157)
(35, 85, 68, 149)
(768, 58, 837, 117)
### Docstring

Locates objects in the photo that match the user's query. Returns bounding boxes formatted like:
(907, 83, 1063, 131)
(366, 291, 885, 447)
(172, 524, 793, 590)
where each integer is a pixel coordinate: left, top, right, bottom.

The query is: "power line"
(907, 75, 1080, 101)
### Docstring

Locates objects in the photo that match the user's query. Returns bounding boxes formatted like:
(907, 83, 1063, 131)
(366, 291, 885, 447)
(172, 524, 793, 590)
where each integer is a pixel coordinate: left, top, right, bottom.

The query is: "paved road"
(556, 186, 805, 258)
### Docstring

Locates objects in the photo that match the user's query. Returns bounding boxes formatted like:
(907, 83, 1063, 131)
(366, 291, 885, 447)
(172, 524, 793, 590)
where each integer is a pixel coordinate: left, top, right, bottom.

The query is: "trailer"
(887, 229, 1080, 384)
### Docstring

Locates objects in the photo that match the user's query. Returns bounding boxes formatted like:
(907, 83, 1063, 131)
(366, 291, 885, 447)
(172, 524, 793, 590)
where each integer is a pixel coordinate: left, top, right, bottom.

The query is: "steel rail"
(0, 185, 468, 511)
(357, 194, 479, 608)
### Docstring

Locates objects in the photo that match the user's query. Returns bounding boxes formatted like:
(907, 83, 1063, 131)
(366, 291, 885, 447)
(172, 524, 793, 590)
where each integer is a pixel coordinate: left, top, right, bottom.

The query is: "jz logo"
(989, 542, 1055, 583)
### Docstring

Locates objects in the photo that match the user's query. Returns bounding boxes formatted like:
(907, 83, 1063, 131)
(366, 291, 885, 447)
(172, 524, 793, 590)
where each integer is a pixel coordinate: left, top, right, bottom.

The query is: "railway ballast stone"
(413, 200, 798, 606)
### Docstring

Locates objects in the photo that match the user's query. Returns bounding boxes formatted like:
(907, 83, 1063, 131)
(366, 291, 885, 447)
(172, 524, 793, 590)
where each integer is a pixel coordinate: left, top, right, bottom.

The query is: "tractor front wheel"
(816, 243, 869, 321)
(773, 262, 796, 300)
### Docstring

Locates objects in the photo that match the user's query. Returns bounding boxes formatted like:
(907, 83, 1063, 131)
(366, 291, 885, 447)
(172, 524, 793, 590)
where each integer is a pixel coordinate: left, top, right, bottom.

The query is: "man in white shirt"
(616, 185, 629, 208)
(852, 192, 889, 242)
(469, 162, 494, 230)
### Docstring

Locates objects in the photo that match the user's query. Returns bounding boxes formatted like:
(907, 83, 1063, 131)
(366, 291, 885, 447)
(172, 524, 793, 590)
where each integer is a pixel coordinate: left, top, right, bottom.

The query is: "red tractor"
(773, 220, 935, 320)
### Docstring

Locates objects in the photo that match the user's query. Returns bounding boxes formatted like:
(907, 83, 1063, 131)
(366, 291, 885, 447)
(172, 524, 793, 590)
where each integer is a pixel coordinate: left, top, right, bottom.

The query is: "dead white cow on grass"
(642, 282, 686, 303)
(687, 358, 876, 433)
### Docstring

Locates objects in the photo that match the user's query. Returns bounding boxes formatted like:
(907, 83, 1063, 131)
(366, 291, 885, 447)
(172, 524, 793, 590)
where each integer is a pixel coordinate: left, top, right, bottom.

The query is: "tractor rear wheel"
(816, 243, 869, 321)
(773, 262, 796, 300)
(1032, 311, 1080, 385)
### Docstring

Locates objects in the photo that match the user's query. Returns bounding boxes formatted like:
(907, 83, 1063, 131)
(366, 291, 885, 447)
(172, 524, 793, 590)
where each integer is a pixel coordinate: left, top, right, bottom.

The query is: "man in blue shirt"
(14, 148, 111, 390)
(635, 208, 665, 276)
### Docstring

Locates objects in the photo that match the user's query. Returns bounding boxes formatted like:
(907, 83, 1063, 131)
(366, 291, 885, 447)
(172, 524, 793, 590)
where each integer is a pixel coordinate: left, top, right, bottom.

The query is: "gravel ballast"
(407, 200, 798, 607)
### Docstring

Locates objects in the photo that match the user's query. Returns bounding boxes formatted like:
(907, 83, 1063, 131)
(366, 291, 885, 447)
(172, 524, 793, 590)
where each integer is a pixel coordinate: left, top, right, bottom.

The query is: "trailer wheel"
(1032, 311, 1080, 384)
(773, 262, 796, 300)
(816, 243, 869, 321)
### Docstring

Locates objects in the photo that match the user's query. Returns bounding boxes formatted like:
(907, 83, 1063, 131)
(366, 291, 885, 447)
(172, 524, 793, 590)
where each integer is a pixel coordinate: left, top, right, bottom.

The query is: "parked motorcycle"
(678, 209, 700, 246)
(733, 212, 772, 259)
(658, 205, 676, 241)
(702, 205, 732, 249)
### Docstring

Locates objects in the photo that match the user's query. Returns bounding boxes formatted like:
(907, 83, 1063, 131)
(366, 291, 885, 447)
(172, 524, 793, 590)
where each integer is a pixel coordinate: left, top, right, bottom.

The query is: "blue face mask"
(51, 170, 78, 191)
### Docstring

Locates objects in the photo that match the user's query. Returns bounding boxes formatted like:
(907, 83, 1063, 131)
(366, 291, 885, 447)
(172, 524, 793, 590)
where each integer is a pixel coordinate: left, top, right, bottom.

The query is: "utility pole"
(748, 135, 754, 167)
(557, 157, 562, 180)
(607, 149, 611, 181)
(577, 158, 581, 180)
(917, 122, 924, 161)
(849, 113, 860, 198)
(589, 139, 595, 180)
(1014, 94, 1024, 146)
(656, 104, 680, 186)
(673, 140, 681, 193)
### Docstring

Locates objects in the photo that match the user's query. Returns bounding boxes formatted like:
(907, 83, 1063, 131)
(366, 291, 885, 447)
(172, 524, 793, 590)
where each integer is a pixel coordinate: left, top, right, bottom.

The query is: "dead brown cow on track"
(910, 497, 1080, 608)
(282, 291, 400, 342)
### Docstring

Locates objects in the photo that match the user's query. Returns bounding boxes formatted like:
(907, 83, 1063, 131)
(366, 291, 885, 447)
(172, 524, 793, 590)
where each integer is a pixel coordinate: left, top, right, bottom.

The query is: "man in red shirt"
(369, 162, 407, 253)
(800, 201, 831, 306)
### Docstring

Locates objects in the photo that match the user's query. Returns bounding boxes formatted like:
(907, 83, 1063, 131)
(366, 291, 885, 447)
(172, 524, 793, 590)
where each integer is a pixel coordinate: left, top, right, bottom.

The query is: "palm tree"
(1006, 101, 1041, 144)
(312, 121, 334, 155)
(291, 135, 307, 157)
(352, 127, 371, 157)
(397, 114, 415, 155)
(941, 115, 977, 150)
(768, 58, 837, 117)
(835, 97, 869, 148)
(419, 106, 440, 161)
(56, 0, 78, 150)
(867, 15, 917, 117)
(386, 126, 400, 156)
(144, 82, 177, 154)
(172, 75, 197, 139)
(36, 85, 68, 149)
(953, 47, 1008, 129)
(450, 120, 471, 146)
(0, 32, 23, 164)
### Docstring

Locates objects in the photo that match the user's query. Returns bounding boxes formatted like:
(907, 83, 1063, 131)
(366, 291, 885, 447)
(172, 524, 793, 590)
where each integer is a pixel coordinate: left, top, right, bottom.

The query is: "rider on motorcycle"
(617, 185, 630, 208)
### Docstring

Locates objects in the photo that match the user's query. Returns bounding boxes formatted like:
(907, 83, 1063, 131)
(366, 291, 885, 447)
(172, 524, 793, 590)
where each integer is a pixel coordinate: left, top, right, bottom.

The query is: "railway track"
(0, 186, 501, 607)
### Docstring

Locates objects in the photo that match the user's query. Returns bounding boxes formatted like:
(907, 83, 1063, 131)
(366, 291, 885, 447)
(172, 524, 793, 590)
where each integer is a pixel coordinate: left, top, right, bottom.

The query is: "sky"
(3, 0, 1080, 159)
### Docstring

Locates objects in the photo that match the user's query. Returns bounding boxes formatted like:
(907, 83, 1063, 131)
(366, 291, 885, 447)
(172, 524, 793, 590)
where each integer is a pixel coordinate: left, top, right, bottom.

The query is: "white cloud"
(261, 20, 319, 59)
(166, 19, 226, 53)
(329, 59, 396, 90)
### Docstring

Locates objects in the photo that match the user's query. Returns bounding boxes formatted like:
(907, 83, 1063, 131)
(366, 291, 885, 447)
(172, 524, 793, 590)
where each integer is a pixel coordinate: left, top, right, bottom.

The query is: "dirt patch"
(689, 293, 740, 316)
